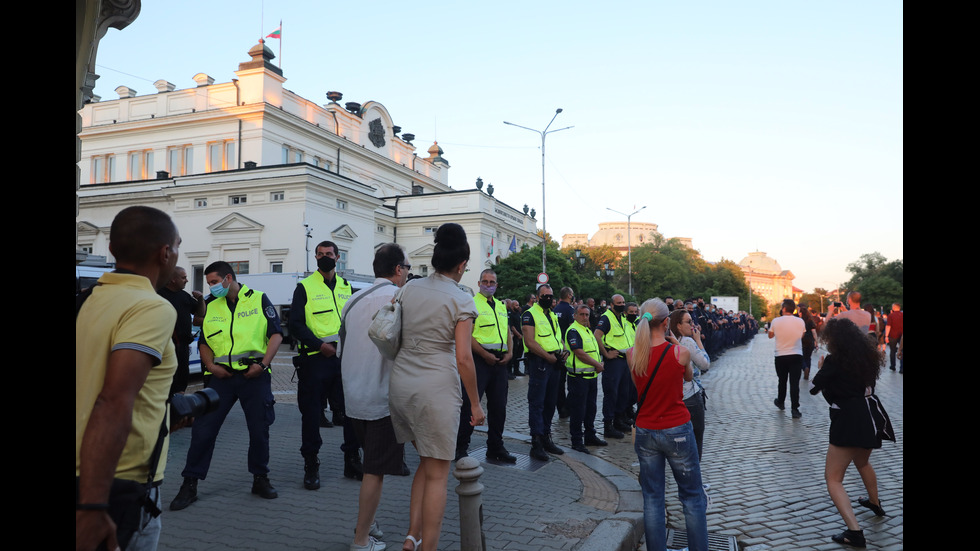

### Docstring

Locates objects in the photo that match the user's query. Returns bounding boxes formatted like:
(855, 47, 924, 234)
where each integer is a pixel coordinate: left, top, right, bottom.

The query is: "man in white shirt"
(340, 243, 411, 551)
(768, 299, 806, 419)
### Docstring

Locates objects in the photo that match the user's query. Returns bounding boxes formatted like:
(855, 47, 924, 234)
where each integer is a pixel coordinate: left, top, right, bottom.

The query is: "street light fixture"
(504, 109, 573, 274)
(607, 206, 646, 296)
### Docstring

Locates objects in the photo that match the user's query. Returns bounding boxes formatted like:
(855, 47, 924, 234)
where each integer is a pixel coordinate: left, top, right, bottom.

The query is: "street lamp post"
(504, 109, 573, 274)
(607, 206, 646, 296)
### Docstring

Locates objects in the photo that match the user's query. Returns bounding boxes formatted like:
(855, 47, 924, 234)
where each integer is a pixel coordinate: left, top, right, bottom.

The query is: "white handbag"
(368, 299, 402, 360)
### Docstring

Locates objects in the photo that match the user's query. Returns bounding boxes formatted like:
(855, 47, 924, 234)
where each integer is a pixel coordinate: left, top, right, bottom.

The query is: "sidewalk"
(162, 335, 902, 550)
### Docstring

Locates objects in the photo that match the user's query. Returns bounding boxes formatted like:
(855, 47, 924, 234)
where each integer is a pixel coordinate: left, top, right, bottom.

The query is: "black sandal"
(832, 529, 866, 548)
(858, 497, 886, 516)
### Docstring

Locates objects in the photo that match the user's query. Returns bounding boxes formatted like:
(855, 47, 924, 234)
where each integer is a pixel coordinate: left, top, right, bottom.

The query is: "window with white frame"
(91, 154, 116, 183)
(270, 262, 283, 273)
(127, 150, 153, 180)
(338, 250, 348, 272)
(377, 224, 386, 234)
(194, 198, 208, 208)
(271, 191, 285, 202)
(168, 145, 193, 176)
(336, 199, 347, 210)
(229, 261, 249, 275)
(230, 195, 247, 205)
(207, 140, 236, 172)
(423, 226, 437, 234)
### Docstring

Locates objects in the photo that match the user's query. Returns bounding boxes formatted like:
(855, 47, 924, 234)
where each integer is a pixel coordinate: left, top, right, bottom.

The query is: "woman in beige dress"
(388, 223, 485, 551)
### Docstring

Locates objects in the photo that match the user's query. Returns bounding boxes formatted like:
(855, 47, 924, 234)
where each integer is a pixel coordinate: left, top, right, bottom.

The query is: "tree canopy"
(842, 252, 903, 308)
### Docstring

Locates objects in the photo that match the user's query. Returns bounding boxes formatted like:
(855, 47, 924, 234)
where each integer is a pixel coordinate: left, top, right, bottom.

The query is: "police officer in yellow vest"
(289, 240, 360, 489)
(456, 269, 516, 463)
(595, 294, 636, 439)
(170, 261, 283, 511)
(565, 304, 609, 454)
(522, 284, 570, 461)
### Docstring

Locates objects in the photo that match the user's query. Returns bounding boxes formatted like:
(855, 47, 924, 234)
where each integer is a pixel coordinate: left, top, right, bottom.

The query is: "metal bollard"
(453, 456, 486, 551)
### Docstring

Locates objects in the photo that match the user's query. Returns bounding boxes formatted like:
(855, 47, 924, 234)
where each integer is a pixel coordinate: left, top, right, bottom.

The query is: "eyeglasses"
(399, 264, 412, 270)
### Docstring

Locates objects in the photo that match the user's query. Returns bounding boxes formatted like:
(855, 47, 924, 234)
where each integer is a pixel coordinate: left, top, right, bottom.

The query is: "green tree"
(843, 252, 903, 308)
(495, 244, 581, 302)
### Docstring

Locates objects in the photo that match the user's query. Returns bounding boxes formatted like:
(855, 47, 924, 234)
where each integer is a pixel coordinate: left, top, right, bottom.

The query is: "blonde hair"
(629, 298, 670, 377)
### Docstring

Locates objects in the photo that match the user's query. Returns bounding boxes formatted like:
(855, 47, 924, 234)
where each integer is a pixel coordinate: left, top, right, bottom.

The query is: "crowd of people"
(77, 209, 901, 551)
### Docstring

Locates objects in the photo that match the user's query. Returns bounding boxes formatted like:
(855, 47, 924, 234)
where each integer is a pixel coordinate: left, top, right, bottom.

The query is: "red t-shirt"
(887, 310, 903, 339)
(632, 342, 691, 430)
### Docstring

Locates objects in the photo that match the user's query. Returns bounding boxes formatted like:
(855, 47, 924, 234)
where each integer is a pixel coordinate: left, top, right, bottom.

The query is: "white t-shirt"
(340, 278, 398, 420)
(770, 314, 805, 357)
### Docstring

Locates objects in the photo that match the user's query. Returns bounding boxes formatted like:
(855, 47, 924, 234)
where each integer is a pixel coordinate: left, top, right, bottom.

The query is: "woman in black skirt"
(810, 318, 894, 548)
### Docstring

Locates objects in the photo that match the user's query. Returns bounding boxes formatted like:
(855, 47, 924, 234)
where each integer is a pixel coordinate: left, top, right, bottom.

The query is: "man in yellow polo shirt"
(170, 261, 283, 510)
(76, 206, 181, 551)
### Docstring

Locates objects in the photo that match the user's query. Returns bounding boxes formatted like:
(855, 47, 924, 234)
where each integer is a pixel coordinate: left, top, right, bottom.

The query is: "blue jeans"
(634, 422, 708, 551)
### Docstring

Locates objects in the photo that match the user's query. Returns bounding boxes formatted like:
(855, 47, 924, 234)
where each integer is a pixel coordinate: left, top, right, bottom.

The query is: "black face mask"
(613, 304, 626, 313)
(538, 297, 554, 309)
(626, 313, 638, 323)
(317, 256, 336, 272)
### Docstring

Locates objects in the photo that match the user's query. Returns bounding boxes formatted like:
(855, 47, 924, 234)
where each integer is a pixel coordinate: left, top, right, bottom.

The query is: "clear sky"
(90, 0, 903, 293)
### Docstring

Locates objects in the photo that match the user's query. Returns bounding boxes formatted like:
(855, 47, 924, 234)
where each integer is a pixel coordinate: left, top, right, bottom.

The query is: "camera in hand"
(171, 388, 220, 423)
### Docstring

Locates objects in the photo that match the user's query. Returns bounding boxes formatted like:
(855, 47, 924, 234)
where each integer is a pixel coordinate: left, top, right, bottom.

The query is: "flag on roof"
(266, 23, 282, 39)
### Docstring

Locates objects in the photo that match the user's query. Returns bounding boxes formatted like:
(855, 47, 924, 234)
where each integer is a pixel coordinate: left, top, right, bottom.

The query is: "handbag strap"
(636, 344, 672, 412)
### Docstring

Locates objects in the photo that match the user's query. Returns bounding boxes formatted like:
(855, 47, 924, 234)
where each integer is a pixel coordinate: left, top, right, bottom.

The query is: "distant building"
(76, 40, 541, 293)
(561, 222, 693, 255)
(738, 251, 795, 307)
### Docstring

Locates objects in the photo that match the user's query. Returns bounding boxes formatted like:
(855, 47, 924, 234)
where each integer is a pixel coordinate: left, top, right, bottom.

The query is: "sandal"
(402, 535, 421, 551)
(832, 529, 866, 548)
(858, 497, 886, 517)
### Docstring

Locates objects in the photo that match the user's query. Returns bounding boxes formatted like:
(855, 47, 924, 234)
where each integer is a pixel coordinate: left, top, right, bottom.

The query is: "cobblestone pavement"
(171, 334, 903, 550)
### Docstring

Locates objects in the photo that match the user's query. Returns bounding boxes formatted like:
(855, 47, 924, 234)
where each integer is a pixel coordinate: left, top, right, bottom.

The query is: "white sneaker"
(350, 536, 386, 551)
(369, 521, 383, 539)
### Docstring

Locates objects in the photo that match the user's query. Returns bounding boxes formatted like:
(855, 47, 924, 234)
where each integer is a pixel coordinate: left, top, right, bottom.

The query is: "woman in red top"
(629, 298, 708, 551)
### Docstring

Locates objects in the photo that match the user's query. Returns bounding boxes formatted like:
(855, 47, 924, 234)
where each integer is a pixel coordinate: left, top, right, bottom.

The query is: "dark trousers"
(774, 354, 803, 410)
(182, 370, 275, 479)
(458, 354, 509, 452)
(566, 373, 598, 444)
(170, 341, 191, 396)
(526, 354, 561, 436)
(889, 338, 902, 369)
(297, 353, 358, 456)
(601, 356, 630, 422)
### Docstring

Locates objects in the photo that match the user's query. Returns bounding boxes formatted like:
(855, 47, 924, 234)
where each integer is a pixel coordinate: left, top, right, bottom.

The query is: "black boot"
(585, 432, 608, 447)
(613, 415, 631, 433)
(344, 451, 364, 481)
(303, 454, 320, 490)
(251, 475, 278, 499)
(529, 436, 549, 461)
(604, 420, 625, 439)
(542, 433, 564, 455)
(571, 440, 590, 454)
(169, 477, 198, 511)
(486, 447, 517, 463)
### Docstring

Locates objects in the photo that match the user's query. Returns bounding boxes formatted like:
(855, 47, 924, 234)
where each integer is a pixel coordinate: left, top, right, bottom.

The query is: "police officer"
(595, 294, 635, 438)
(564, 304, 608, 453)
(522, 284, 569, 461)
(289, 240, 360, 488)
(170, 261, 283, 510)
(456, 269, 516, 463)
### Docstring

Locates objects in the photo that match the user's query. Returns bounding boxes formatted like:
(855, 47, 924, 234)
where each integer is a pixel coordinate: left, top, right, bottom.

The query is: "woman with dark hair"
(388, 223, 485, 551)
(863, 304, 880, 346)
(799, 306, 818, 380)
(629, 298, 707, 551)
(810, 318, 894, 548)
(668, 308, 709, 461)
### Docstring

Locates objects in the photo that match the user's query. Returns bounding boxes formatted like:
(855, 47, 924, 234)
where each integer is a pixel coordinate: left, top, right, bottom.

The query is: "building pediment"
(409, 243, 435, 258)
(331, 224, 358, 243)
(77, 220, 103, 237)
(207, 212, 265, 233)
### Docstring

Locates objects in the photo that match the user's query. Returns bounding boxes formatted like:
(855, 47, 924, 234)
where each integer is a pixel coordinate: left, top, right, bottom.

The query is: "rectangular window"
(338, 250, 348, 272)
(377, 224, 386, 233)
(420, 265, 428, 276)
(229, 261, 249, 275)
(184, 147, 194, 174)
(336, 199, 347, 210)
(423, 226, 437, 234)
(270, 262, 283, 273)
(194, 198, 207, 208)
(271, 191, 284, 202)
(230, 195, 247, 205)
(282, 146, 289, 164)
(91, 155, 116, 183)
(207, 140, 236, 172)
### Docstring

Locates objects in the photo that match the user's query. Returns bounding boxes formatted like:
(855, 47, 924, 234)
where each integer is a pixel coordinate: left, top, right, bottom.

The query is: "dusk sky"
(90, 1, 903, 293)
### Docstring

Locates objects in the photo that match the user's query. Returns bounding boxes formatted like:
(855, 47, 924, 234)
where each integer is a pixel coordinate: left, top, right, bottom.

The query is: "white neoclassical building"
(76, 40, 541, 294)
(738, 251, 796, 307)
